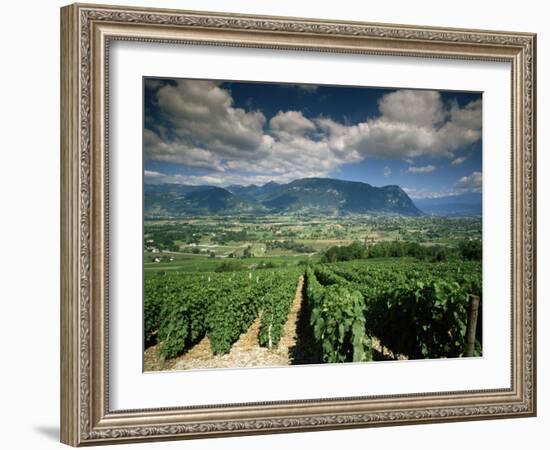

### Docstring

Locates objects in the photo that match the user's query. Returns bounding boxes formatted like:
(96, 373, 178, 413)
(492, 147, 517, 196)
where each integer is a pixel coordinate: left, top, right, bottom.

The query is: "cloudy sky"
(143, 78, 482, 199)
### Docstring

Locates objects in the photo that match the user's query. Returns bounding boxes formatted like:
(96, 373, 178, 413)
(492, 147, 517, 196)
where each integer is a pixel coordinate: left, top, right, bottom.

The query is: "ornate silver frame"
(60, 3, 536, 446)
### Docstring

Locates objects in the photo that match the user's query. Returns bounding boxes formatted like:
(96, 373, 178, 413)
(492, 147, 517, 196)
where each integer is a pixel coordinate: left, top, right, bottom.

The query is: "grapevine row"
(145, 269, 300, 358)
(327, 260, 482, 359)
(304, 267, 372, 363)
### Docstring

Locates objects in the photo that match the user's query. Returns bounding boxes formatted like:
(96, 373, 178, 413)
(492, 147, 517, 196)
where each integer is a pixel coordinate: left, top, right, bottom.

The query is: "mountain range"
(144, 177, 482, 218)
(144, 177, 425, 217)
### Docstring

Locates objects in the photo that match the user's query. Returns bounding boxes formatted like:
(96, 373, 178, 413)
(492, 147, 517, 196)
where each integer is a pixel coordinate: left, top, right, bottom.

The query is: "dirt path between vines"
(144, 275, 305, 371)
(371, 337, 408, 361)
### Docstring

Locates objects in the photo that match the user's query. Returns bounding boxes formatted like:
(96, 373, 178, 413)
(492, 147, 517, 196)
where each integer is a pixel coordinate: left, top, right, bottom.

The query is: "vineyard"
(145, 268, 301, 359)
(144, 259, 482, 369)
(308, 260, 482, 361)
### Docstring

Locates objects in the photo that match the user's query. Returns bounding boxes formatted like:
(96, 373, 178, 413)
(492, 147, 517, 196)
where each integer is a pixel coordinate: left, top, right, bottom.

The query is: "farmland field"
(143, 214, 482, 371)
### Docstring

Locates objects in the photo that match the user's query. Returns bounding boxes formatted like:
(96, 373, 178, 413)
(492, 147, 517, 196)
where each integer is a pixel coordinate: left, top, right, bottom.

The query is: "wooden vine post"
(464, 294, 481, 357)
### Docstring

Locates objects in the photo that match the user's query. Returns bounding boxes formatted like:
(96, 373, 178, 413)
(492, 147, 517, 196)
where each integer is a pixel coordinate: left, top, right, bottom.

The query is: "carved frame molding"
(60, 3, 536, 446)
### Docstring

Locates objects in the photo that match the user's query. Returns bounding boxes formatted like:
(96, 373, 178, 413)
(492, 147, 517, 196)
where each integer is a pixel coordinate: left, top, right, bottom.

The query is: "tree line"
(322, 240, 482, 263)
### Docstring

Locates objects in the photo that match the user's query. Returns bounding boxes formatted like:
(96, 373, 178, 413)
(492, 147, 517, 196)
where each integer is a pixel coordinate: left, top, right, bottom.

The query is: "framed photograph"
(60, 3, 536, 446)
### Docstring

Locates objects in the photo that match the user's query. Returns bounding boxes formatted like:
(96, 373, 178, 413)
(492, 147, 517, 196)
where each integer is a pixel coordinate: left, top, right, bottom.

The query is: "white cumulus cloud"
(314, 90, 481, 161)
(455, 171, 482, 192)
(269, 110, 317, 139)
(144, 81, 482, 185)
(378, 89, 445, 127)
(450, 156, 467, 166)
(406, 165, 436, 174)
(152, 79, 266, 159)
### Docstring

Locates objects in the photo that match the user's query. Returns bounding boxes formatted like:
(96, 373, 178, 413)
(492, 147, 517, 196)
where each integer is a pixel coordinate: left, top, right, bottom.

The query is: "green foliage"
(257, 271, 300, 348)
(144, 274, 165, 345)
(214, 260, 244, 272)
(144, 222, 203, 249)
(265, 240, 316, 254)
(305, 268, 372, 363)
(206, 268, 302, 354)
(145, 268, 302, 358)
(323, 240, 482, 264)
(367, 241, 428, 259)
(212, 229, 249, 245)
(257, 261, 277, 269)
(205, 274, 263, 354)
(144, 254, 482, 364)
(322, 241, 367, 263)
(149, 274, 212, 358)
(459, 240, 482, 261)
(329, 259, 482, 359)
(311, 265, 350, 286)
